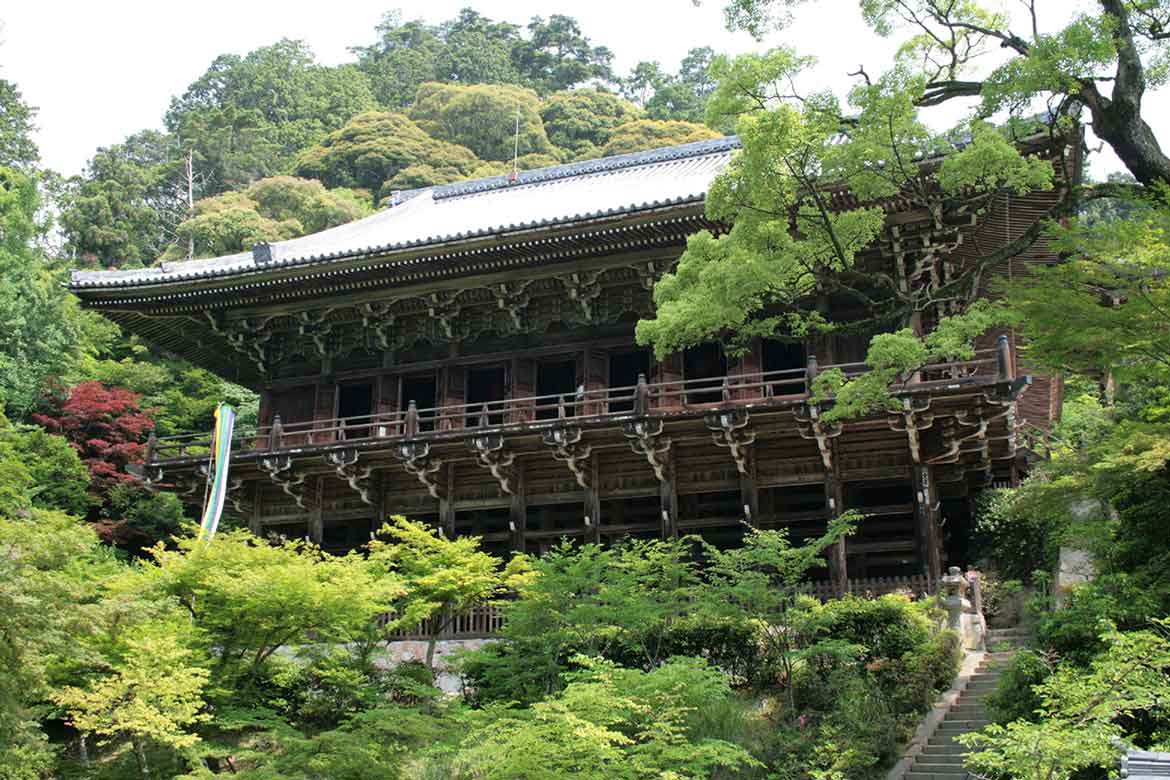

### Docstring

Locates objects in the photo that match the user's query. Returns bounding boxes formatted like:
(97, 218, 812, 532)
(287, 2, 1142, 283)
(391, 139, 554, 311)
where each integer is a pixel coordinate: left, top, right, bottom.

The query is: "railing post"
(404, 401, 419, 439)
(634, 373, 649, 416)
(805, 355, 818, 395)
(996, 334, 1014, 381)
(145, 431, 157, 464)
(478, 404, 490, 428)
(267, 414, 283, 451)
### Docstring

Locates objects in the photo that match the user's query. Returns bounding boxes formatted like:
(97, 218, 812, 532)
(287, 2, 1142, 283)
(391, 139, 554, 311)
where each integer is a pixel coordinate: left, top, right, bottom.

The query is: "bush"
(972, 488, 1060, 581)
(1034, 574, 1159, 665)
(985, 649, 1051, 723)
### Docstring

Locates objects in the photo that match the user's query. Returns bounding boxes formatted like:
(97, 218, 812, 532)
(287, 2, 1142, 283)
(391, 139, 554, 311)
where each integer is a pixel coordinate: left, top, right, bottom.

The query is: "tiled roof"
(69, 136, 740, 291)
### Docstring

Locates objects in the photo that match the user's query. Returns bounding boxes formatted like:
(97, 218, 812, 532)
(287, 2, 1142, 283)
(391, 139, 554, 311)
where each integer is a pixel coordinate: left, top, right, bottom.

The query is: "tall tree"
(514, 15, 616, 93)
(0, 78, 38, 172)
(409, 82, 555, 162)
(59, 130, 189, 267)
(165, 40, 377, 193)
(541, 89, 643, 159)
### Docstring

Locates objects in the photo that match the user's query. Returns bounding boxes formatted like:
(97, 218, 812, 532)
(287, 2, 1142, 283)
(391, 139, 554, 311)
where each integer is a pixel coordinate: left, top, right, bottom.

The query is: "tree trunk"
(133, 738, 150, 780)
(1089, 105, 1170, 187)
(78, 733, 89, 766)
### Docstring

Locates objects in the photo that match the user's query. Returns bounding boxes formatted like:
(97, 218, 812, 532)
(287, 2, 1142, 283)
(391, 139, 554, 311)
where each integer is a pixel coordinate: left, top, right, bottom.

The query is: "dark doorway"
(608, 349, 651, 413)
(683, 343, 726, 404)
(467, 365, 508, 426)
(337, 382, 373, 439)
(536, 359, 578, 420)
(762, 339, 807, 396)
(400, 373, 439, 431)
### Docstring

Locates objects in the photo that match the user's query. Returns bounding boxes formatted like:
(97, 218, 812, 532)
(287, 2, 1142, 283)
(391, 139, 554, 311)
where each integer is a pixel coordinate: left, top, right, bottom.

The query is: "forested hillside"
(56, 10, 722, 269)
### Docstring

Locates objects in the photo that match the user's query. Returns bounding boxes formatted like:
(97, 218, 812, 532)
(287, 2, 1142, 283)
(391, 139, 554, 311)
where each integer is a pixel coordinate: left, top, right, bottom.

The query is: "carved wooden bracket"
(358, 301, 398, 350)
(887, 396, 935, 464)
(542, 426, 592, 488)
(296, 309, 336, 359)
(705, 408, 756, 475)
(494, 280, 533, 332)
(324, 447, 375, 506)
(560, 270, 604, 323)
(622, 417, 672, 482)
(467, 432, 515, 495)
(795, 404, 843, 471)
(259, 454, 307, 509)
(428, 291, 462, 340)
(393, 440, 444, 499)
(227, 477, 252, 515)
(207, 313, 274, 375)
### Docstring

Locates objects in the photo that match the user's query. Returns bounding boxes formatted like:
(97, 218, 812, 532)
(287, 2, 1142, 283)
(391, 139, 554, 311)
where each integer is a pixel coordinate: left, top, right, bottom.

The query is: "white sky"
(0, 0, 1157, 179)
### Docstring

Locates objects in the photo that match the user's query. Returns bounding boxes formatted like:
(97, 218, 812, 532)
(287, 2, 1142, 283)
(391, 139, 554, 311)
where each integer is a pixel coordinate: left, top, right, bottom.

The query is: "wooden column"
(249, 481, 263, 535)
(659, 454, 678, 539)
(439, 463, 456, 538)
(308, 476, 325, 544)
(510, 462, 527, 553)
(913, 464, 943, 587)
(584, 453, 601, 544)
(739, 457, 759, 526)
(824, 442, 848, 597)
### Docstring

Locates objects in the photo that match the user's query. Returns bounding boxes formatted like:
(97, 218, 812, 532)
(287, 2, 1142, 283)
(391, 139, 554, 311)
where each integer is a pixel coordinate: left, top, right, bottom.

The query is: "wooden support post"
(308, 476, 324, 544)
(584, 453, 601, 544)
(913, 464, 943, 588)
(825, 456, 848, 597)
(659, 455, 677, 539)
(249, 481, 263, 535)
(510, 461, 527, 553)
(374, 470, 387, 534)
(739, 458, 759, 527)
(439, 463, 456, 538)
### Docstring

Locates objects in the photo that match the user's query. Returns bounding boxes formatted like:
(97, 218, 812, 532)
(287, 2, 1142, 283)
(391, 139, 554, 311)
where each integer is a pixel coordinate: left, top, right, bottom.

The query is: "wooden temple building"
(69, 134, 1072, 595)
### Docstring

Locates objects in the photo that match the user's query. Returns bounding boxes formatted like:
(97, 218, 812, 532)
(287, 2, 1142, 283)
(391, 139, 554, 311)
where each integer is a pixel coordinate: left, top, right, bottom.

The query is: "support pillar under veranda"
(913, 464, 943, 587)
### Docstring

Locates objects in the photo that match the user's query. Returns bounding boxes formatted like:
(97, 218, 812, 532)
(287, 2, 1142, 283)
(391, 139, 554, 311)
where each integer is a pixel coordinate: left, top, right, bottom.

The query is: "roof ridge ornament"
(253, 241, 273, 263)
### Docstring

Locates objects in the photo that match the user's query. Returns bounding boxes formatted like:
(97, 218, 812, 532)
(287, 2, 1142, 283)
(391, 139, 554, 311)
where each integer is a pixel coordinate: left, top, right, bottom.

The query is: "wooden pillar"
(308, 476, 324, 544)
(913, 464, 943, 587)
(659, 454, 677, 538)
(739, 457, 759, 526)
(373, 470, 387, 534)
(510, 462, 527, 553)
(439, 463, 456, 538)
(825, 465, 848, 597)
(584, 453, 601, 544)
(249, 481, 263, 535)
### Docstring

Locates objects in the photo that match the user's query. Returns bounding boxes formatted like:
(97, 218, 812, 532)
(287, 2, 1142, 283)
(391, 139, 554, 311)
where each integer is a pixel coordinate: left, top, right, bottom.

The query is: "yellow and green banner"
(198, 403, 237, 542)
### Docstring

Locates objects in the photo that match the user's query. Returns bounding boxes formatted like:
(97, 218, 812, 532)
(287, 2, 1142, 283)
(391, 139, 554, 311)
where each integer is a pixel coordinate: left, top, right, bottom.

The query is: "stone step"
(912, 762, 969, 774)
(947, 707, 987, 719)
(905, 770, 969, 779)
(917, 751, 966, 763)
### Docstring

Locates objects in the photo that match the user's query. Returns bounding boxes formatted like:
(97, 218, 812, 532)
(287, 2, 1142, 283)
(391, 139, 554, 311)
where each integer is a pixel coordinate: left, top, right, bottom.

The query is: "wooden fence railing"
(381, 575, 938, 641)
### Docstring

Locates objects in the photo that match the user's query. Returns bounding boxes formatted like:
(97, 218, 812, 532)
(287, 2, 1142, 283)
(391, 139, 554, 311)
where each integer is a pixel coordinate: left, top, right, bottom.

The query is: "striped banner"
(198, 403, 237, 542)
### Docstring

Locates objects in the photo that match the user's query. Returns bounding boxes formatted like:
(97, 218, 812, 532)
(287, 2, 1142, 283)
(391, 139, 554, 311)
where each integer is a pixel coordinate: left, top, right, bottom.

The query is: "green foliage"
(599, 119, 722, 157)
(513, 14, 616, 93)
(985, 649, 1052, 724)
(972, 489, 1060, 582)
(540, 89, 642, 158)
(136, 530, 402, 689)
(0, 509, 109, 780)
(0, 78, 38, 172)
(165, 39, 377, 193)
(0, 168, 83, 415)
(59, 130, 184, 267)
(368, 516, 503, 669)
(294, 111, 481, 202)
(450, 657, 760, 780)
(962, 623, 1170, 780)
(1034, 574, 1161, 665)
(0, 418, 91, 516)
(164, 176, 370, 260)
(408, 82, 555, 162)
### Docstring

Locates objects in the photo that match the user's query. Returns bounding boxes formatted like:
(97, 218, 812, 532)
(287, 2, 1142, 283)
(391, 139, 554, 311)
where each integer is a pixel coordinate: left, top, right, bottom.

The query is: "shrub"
(985, 649, 1051, 723)
(1035, 574, 1159, 665)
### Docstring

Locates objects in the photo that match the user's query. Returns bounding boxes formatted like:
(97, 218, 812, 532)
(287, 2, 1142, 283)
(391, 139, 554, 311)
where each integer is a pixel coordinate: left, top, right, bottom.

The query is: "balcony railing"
(145, 345, 1008, 463)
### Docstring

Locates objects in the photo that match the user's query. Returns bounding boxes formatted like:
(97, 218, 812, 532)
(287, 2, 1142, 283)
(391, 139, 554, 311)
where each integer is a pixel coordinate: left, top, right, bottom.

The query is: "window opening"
(762, 339, 807, 396)
(608, 349, 650, 413)
(337, 382, 373, 439)
(400, 373, 439, 431)
(467, 365, 508, 426)
(683, 343, 726, 404)
(536, 359, 578, 420)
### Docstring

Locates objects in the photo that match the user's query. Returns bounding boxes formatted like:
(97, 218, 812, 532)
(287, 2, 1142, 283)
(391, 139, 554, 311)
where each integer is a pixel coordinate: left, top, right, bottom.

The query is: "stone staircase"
(902, 627, 1031, 780)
